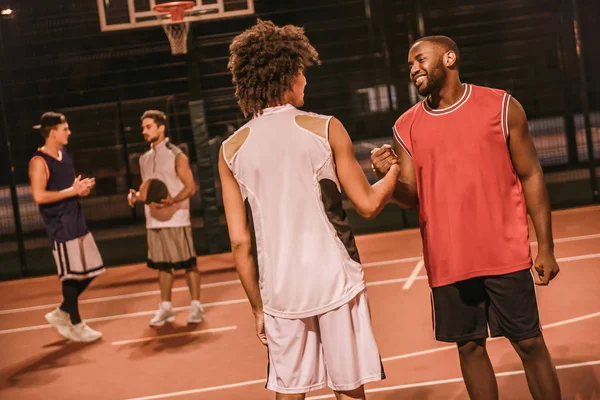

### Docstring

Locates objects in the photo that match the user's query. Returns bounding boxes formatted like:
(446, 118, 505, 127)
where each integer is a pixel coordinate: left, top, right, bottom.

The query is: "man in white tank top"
(220, 20, 400, 399)
(127, 110, 204, 327)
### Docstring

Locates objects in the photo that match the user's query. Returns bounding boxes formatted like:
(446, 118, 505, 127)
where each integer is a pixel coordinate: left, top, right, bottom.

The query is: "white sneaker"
(149, 304, 176, 327)
(187, 302, 204, 324)
(68, 322, 102, 342)
(45, 307, 71, 339)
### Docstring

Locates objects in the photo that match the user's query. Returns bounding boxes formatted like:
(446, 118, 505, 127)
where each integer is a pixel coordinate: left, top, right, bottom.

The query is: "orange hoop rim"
(153, 1, 195, 22)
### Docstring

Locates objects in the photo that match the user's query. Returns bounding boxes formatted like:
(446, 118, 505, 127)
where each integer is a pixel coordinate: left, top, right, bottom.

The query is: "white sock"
(161, 301, 172, 309)
(191, 300, 202, 308)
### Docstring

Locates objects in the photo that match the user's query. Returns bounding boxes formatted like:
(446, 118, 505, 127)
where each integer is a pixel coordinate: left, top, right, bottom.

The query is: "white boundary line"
(0, 298, 248, 335)
(403, 260, 424, 290)
(125, 379, 268, 400)
(2, 233, 599, 316)
(381, 311, 600, 363)
(125, 358, 600, 400)
(306, 360, 600, 399)
(0, 280, 241, 315)
(111, 325, 237, 346)
(1, 253, 599, 335)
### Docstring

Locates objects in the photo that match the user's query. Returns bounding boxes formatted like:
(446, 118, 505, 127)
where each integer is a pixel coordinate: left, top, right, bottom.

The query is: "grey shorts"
(146, 226, 197, 270)
(53, 232, 105, 282)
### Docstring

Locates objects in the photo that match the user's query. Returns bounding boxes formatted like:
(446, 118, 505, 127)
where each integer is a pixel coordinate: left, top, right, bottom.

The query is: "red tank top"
(394, 84, 532, 288)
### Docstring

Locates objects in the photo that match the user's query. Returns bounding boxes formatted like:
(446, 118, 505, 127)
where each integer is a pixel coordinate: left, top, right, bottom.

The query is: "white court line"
(403, 260, 424, 290)
(3, 232, 599, 316)
(532, 233, 600, 246)
(2, 253, 599, 335)
(125, 359, 600, 400)
(306, 360, 600, 399)
(125, 379, 267, 400)
(381, 310, 600, 363)
(111, 325, 237, 346)
(0, 280, 241, 316)
(0, 298, 248, 335)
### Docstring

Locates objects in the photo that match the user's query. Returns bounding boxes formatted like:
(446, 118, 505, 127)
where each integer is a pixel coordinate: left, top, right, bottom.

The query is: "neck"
(428, 78, 464, 109)
(152, 136, 167, 147)
(42, 141, 61, 157)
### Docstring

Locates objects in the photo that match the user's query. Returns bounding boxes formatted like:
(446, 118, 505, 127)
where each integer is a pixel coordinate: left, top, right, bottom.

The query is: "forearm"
(172, 185, 195, 203)
(34, 187, 77, 205)
(391, 179, 418, 208)
(363, 166, 400, 217)
(232, 242, 263, 314)
(521, 172, 554, 251)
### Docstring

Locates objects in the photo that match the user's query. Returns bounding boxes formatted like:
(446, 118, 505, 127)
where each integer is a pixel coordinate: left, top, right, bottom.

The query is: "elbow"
(32, 194, 44, 205)
(356, 203, 378, 220)
(230, 238, 252, 253)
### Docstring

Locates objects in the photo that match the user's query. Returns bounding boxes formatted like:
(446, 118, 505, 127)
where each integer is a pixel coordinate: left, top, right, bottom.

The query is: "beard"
(416, 61, 445, 97)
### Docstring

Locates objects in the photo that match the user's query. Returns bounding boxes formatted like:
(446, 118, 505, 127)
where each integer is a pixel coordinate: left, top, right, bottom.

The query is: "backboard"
(97, 0, 255, 31)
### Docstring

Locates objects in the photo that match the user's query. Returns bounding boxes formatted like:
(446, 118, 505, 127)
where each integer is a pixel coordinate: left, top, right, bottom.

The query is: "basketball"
(140, 179, 169, 204)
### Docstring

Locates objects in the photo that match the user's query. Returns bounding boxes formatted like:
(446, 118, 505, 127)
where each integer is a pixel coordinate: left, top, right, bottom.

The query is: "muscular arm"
(391, 139, 419, 208)
(508, 96, 558, 284)
(29, 157, 80, 204)
(172, 152, 196, 203)
(328, 117, 400, 219)
(217, 148, 263, 315)
(370, 139, 419, 208)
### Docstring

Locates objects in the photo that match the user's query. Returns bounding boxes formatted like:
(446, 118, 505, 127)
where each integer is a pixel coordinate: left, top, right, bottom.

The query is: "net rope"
(162, 21, 190, 55)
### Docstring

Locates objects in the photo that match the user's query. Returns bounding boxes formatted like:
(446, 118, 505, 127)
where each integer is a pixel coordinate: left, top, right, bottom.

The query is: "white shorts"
(53, 232, 105, 282)
(264, 290, 385, 394)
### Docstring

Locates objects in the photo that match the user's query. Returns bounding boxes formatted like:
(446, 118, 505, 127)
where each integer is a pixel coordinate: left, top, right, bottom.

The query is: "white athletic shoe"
(149, 304, 176, 327)
(68, 322, 102, 342)
(187, 302, 204, 324)
(45, 307, 71, 339)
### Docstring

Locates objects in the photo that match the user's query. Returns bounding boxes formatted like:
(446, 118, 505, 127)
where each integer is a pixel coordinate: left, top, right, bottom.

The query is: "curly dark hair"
(228, 19, 320, 117)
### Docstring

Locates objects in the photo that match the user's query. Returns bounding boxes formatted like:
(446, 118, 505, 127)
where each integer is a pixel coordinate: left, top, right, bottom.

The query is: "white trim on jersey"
(501, 93, 512, 143)
(392, 125, 413, 159)
(421, 84, 472, 116)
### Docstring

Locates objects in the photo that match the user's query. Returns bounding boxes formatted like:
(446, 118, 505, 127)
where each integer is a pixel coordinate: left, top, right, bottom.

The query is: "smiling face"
(408, 40, 451, 97)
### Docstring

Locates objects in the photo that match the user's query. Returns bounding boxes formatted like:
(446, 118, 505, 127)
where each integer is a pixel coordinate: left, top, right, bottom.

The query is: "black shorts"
(431, 268, 541, 343)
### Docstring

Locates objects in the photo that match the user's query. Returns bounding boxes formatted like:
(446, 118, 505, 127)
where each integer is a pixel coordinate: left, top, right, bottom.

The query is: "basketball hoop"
(153, 1, 194, 55)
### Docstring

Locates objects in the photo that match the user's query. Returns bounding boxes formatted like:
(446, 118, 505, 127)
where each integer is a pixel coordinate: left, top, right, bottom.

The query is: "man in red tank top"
(372, 36, 561, 399)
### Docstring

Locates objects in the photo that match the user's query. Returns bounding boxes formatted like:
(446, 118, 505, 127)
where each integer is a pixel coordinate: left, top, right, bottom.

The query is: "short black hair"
(414, 35, 460, 67)
(141, 110, 167, 127)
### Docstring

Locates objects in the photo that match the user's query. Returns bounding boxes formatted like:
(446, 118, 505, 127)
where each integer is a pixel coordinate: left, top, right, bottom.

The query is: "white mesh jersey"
(222, 104, 365, 319)
(139, 138, 191, 229)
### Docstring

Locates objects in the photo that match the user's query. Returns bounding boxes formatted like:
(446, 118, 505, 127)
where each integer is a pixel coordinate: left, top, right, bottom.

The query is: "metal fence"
(0, 0, 599, 280)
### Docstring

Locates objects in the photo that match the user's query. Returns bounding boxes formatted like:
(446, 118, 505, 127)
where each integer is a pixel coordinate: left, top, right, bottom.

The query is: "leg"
(484, 270, 560, 399)
(75, 277, 94, 296)
(334, 386, 365, 400)
(511, 334, 561, 400)
(276, 394, 305, 400)
(185, 267, 201, 301)
(60, 279, 83, 324)
(457, 339, 498, 400)
(158, 269, 174, 302)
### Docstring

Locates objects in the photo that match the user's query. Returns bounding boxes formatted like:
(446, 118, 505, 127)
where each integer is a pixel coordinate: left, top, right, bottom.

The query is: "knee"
(457, 340, 487, 358)
(512, 335, 546, 359)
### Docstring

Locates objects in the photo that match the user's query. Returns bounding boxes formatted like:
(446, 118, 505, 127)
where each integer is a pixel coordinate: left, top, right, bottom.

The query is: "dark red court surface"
(1, 206, 599, 400)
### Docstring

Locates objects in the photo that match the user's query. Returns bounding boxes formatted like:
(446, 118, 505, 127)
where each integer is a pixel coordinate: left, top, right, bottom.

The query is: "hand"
(533, 249, 560, 286)
(127, 189, 138, 208)
(72, 175, 95, 197)
(254, 312, 268, 346)
(148, 197, 175, 209)
(370, 145, 399, 178)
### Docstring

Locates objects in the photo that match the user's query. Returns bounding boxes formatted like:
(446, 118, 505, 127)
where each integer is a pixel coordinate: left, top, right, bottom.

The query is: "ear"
(445, 50, 457, 68)
(158, 124, 166, 134)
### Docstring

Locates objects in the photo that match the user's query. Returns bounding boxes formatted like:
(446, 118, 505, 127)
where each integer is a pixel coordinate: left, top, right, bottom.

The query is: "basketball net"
(162, 21, 190, 55)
